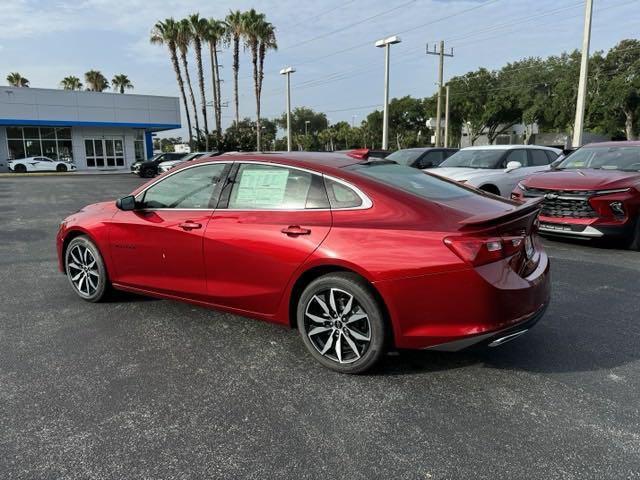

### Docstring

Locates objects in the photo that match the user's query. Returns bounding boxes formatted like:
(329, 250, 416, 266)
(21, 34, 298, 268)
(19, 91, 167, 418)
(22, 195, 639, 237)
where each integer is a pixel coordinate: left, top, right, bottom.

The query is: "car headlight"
(516, 182, 527, 191)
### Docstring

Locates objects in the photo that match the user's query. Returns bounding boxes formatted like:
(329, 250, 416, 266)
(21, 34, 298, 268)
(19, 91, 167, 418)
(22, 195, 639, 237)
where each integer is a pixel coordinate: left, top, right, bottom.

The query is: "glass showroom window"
(134, 130, 146, 162)
(6, 127, 73, 161)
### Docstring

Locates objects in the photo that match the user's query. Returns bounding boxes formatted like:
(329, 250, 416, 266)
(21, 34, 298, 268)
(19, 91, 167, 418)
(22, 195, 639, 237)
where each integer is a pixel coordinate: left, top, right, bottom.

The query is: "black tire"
(14, 164, 27, 173)
(56, 164, 68, 172)
(140, 167, 155, 178)
(65, 235, 110, 302)
(628, 217, 640, 251)
(297, 272, 387, 374)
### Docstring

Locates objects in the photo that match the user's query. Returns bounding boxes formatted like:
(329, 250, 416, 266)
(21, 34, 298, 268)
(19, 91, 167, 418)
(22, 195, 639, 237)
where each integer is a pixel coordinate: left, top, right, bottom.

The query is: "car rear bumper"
(375, 239, 551, 350)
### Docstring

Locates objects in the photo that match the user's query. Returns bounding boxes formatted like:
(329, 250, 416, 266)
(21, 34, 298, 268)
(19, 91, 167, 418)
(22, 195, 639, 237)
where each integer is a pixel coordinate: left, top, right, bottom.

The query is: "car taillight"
(444, 235, 525, 266)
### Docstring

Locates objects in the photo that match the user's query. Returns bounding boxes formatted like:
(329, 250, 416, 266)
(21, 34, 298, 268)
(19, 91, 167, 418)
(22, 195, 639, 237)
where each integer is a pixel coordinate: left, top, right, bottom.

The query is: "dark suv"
(131, 152, 188, 178)
(386, 148, 458, 169)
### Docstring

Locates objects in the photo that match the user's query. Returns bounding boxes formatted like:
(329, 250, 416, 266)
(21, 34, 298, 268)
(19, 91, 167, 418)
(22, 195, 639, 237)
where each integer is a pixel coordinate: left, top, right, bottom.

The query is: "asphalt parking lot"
(1, 174, 639, 479)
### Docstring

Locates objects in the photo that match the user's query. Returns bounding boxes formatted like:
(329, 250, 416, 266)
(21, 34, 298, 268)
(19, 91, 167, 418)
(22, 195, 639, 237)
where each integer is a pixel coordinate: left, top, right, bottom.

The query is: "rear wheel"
(297, 273, 387, 374)
(56, 164, 68, 172)
(628, 216, 640, 251)
(14, 164, 27, 173)
(65, 236, 110, 302)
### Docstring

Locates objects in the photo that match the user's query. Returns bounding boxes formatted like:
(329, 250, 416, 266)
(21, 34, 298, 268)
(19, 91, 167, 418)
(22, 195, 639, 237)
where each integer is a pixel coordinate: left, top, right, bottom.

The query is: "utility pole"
(280, 66, 296, 152)
(426, 41, 454, 147)
(444, 84, 450, 148)
(376, 35, 402, 150)
(572, 0, 593, 148)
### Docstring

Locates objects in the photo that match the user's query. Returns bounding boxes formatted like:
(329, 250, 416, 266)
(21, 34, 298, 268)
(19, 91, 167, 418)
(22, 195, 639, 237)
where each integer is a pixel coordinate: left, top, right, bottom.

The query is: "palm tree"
(189, 14, 210, 143)
(243, 9, 267, 150)
(176, 18, 201, 145)
(60, 76, 83, 90)
(151, 18, 193, 145)
(205, 18, 226, 135)
(112, 74, 134, 93)
(7, 72, 29, 87)
(225, 10, 246, 126)
(256, 20, 277, 151)
(84, 70, 109, 92)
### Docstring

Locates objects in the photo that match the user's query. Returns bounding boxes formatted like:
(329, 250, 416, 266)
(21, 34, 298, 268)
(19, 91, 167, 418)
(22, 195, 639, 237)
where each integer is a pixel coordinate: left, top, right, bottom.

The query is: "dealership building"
(0, 86, 181, 170)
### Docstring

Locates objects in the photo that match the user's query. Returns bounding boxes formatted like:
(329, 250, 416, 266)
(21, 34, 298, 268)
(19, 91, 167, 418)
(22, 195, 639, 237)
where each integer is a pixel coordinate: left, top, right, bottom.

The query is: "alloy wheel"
(67, 244, 100, 297)
(304, 288, 372, 364)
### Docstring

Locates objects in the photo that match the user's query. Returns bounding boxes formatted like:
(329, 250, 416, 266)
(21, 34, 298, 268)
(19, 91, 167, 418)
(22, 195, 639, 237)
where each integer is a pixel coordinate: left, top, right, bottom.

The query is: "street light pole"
(280, 66, 296, 152)
(426, 42, 454, 147)
(305, 120, 310, 136)
(376, 35, 401, 151)
(572, 0, 593, 148)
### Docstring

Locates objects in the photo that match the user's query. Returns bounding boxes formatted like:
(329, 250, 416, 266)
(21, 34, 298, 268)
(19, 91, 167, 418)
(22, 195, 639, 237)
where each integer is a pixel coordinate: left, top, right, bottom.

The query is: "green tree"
(177, 18, 201, 144)
(60, 76, 82, 90)
(243, 9, 267, 150)
(7, 72, 29, 87)
(188, 14, 210, 140)
(594, 40, 640, 140)
(276, 107, 328, 150)
(84, 70, 109, 92)
(111, 74, 133, 93)
(151, 18, 193, 145)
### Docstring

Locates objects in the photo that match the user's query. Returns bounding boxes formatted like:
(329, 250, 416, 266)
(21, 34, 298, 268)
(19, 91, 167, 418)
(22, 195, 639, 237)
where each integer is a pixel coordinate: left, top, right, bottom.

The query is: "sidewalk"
(0, 169, 133, 178)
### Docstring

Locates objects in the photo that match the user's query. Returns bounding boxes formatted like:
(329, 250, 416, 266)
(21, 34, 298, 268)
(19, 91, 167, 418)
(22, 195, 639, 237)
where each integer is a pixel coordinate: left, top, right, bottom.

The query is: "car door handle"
(179, 221, 202, 231)
(281, 225, 311, 236)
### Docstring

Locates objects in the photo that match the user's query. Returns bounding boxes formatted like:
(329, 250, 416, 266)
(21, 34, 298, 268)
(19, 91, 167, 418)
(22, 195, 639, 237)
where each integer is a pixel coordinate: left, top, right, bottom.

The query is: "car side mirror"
(505, 161, 522, 172)
(116, 195, 137, 211)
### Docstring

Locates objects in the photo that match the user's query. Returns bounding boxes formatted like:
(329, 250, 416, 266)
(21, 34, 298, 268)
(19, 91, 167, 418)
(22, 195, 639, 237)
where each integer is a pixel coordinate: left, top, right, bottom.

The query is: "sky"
(1, 0, 639, 140)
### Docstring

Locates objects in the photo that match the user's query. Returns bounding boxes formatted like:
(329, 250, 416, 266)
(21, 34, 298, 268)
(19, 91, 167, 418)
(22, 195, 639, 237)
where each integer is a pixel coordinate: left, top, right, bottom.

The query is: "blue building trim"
(0, 118, 181, 131)
(144, 132, 154, 160)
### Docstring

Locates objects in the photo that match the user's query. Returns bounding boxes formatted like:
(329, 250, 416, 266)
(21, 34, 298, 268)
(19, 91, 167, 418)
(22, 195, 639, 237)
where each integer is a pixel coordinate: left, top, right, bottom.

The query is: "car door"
(108, 162, 230, 298)
(500, 149, 531, 193)
(203, 162, 332, 315)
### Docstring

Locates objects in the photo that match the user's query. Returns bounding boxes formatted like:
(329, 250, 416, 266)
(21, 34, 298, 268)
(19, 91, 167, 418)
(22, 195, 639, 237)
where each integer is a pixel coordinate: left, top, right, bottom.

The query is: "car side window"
(228, 164, 315, 210)
(324, 178, 363, 209)
(545, 150, 559, 163)
(504, 149, 527, 167)
(421, 151, 445, 168)
(140, 163, 226, 209)
(530, 149, 551, 166)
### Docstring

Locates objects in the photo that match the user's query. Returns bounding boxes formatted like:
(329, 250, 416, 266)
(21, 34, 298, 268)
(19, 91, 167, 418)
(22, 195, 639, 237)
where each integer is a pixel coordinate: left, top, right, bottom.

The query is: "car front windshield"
(385, 150, 423, 166)
(558, 146, 640, 171)
(439, 149, 504, 169)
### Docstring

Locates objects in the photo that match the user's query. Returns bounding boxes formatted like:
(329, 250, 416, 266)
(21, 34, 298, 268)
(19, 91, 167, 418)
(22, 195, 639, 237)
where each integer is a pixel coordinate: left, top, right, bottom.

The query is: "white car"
(429, 145, 562, 197)
(157, 151, 217, 174)
(8, 156, 77, 173)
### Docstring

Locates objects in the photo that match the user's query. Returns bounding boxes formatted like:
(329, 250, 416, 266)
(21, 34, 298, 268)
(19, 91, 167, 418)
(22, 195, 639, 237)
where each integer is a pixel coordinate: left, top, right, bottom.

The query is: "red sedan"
(57, 153, 550, 373)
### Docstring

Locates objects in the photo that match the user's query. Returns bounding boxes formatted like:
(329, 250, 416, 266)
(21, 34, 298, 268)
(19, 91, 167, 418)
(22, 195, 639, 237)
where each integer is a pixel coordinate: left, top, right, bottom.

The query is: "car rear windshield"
(439, 149, 504, 169)
(385, 150, 423, 166)
(557, 146, 640, 171)
(351, 163, 474, 200)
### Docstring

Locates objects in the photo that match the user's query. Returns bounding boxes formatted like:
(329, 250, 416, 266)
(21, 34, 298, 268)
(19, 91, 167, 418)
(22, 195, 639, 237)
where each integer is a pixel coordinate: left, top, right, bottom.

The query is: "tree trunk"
(194, 37, 209, 148)
(180, 50, 200, 146)
(624, 108, 636, 140)
(213, 41, 222, 136)
(233, 37, 240, 126)
(208, 42, 220, 137)
(170, 46, 192, 146)
(251, 42, 260, 151)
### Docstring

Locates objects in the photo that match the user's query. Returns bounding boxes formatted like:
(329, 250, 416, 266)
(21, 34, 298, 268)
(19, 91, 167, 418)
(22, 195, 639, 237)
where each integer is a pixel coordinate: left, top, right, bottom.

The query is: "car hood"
(523, 169, 640, 191)
(431, 167, 505, 182)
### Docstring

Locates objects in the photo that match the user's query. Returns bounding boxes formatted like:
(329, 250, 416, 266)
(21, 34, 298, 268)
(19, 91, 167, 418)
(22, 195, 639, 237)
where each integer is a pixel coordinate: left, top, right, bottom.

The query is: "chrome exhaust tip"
(488, 329, 529, 347)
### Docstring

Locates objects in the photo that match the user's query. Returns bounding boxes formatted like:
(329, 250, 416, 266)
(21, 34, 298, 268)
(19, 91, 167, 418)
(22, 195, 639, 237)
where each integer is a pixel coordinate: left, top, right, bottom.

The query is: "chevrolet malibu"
(57, 153, 550, 373)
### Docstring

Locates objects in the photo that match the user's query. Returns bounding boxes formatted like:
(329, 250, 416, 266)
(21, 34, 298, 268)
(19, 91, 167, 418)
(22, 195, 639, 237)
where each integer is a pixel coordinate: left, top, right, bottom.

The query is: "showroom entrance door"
(84, 138, 125, 169)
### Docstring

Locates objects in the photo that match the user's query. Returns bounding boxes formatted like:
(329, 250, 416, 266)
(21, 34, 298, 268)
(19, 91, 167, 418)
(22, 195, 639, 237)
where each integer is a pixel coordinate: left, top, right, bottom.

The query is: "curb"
(0, 172, 134, 178)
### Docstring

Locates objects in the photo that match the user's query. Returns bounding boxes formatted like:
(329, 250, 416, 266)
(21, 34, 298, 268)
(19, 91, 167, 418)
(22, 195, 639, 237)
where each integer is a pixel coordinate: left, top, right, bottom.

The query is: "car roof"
(461, 145, 561, 152)
(583, 140, 640, 148)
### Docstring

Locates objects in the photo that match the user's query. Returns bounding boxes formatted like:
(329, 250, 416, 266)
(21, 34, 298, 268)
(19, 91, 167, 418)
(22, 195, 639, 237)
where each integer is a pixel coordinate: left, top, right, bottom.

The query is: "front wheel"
(140, 167, 155, 178)
(297, 272, 387, 374)
(65, 235, 110, 302)
(56, 164, 68, 172)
